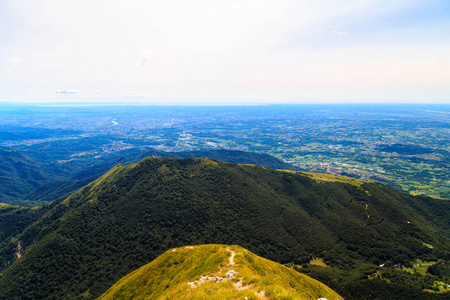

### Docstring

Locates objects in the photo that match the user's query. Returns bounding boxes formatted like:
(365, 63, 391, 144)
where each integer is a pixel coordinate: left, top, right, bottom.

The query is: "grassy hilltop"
(0, 157, 449, 299)
(99, 244, 343, 300)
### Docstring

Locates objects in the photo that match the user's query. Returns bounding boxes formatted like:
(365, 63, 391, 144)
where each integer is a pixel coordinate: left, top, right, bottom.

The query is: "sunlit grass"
(99, 245, 343, 300)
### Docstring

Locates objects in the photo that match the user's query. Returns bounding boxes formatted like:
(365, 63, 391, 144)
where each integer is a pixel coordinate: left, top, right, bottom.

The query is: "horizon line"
(2, 101, 450, 107)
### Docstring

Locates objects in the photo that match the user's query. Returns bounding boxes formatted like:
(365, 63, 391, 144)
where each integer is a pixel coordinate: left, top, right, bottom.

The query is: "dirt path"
(226, 247, 236, 266)
(188, 247, 237, 288)
(187, 247, 271, 299)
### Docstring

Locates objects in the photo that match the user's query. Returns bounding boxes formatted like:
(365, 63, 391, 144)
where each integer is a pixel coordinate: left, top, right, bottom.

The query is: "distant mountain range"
(0, 157, 448, 299)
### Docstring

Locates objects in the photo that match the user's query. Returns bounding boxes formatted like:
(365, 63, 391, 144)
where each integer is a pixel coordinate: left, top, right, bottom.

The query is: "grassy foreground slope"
(0, 157, 449, 299)
(99, 244, 342, 300)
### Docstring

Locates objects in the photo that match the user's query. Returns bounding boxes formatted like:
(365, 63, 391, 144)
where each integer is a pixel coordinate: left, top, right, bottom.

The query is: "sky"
(1, 0, 450, 105)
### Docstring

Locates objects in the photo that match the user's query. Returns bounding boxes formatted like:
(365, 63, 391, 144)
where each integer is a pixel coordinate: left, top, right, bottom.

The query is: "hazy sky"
(1, 0, 450, 104)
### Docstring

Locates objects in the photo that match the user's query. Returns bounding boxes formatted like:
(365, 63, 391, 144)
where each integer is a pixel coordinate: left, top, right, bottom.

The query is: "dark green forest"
(0, 157, 448, 299)
(0, 147, 297, 205)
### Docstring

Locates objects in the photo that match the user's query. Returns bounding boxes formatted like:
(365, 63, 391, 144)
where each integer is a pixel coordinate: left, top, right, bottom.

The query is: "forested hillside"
(0, 157, 448, 299)
(0, 148, 297, 205)
(0, 203, 53, 244)
(0, 147, 52, 203)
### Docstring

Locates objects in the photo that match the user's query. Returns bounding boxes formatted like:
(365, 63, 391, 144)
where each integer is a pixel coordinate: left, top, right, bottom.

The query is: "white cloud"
(137, 50, 152, 67)
(331, 30, 347, 35)
(56, 89, 80, 94)
(7, 57, 22, 67)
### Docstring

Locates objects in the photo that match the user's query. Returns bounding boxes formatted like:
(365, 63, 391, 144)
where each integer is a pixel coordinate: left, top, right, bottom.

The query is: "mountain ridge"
(0, 157, 448, 299)
(98, 244, 343, 300)
(1, 148, 299, 205)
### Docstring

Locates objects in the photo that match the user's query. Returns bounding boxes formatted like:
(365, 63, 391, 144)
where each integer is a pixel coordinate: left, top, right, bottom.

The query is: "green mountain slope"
(0, 202, 56, 273)
(70, 149, 298, 190)
(0, 147, 57, 204)
(139, 149, 299, 170)
(0, 157, 448, 299)
(0, 203, 53, 244)
(99, 244, 343, 300)
(13, 149, 297, 204)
